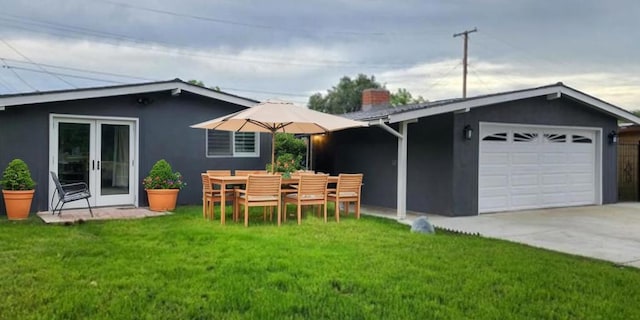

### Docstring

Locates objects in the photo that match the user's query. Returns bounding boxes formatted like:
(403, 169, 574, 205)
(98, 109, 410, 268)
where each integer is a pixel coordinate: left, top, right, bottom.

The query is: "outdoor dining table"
(208, 174, 338, 225)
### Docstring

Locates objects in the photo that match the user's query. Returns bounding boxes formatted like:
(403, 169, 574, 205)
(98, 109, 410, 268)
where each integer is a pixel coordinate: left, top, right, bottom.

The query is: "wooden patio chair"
(201, 173, 235, 220)
(234, 170, 271, 220)
(234, 174, 282, 227)
(327, 173, 363, 222)
(282, 174, 329, 224)
(50, 171, 93, 217)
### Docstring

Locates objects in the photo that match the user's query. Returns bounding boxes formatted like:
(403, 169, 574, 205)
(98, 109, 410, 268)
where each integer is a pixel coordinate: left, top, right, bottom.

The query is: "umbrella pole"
(271, 132, 276, 173)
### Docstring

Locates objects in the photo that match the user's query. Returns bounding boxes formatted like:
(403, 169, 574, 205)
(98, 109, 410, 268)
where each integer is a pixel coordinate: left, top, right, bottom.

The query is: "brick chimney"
(361, 88, 390, 112)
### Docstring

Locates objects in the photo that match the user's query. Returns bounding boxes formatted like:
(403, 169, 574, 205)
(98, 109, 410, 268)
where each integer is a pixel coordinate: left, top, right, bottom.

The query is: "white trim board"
(0, 80, 257, 109)
(388, 84, 640, 125)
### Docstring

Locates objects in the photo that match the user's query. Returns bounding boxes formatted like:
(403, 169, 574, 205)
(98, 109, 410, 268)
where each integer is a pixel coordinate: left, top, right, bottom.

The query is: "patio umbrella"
(190, 99, 368, 171)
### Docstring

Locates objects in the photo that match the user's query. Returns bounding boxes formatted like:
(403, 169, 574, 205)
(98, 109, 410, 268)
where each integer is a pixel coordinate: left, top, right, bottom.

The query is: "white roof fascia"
(389, 86, 560, 124)
(388, 85, 640, 125)
(0, 81, 256, 108)
(178, 83, 256, 107)
(558, 86, 640, 125)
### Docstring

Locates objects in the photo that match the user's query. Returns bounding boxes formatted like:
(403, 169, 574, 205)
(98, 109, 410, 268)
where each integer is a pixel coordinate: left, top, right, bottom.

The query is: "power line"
(423, 61, 462, 93)
(477, 31, 565, 70)
(468, 67, 491, 94)
(0, 67, 17, 92)
(0, 60, 315, 99)
(0, 75, 11, 91)
(90, 0, 438, 37)
(217, 86, 310, 98)
(3, 65, 127, 84)
(0, 37, 76, 88)
(0, 13, 419, 69)
(0, 58, 37, 91)
(0, 56, 157, 81)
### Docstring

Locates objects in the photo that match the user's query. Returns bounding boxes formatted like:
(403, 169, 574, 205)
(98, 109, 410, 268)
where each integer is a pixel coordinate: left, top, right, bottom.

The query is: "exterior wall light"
(463, 125, 473, 140)
(608, 130, 618, 144)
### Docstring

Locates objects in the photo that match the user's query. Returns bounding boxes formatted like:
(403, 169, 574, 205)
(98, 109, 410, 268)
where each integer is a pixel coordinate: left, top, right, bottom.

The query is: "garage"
(478, 122, 600, 213)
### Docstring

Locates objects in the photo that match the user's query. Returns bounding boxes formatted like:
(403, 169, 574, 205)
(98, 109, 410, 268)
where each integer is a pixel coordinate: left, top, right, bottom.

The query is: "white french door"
(49, 116, 138, 209)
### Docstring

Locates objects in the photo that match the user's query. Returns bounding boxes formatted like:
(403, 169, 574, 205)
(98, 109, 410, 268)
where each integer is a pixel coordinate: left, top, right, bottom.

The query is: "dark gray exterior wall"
(0, 91, 270, 214)
(314, 113, 454, 214)
(315, 95, 618, 217)
(406, 113, 454, 214)
(452, 96, 618, 216)
(315, 126, 398, 208)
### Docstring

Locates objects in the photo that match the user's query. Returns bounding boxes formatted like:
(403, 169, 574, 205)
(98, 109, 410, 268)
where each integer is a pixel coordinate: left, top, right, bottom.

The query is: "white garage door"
(478, 123, 599, 213)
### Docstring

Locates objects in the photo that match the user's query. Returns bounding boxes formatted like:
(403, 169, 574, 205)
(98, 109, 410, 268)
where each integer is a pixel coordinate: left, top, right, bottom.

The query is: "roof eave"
(557, 86, 640, 125)
(0, 80, 257, 109)
(387, 85, 640, 125)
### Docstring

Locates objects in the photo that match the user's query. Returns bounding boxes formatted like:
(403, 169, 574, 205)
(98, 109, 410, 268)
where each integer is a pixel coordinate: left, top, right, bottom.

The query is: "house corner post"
(397, 121, 409, 220)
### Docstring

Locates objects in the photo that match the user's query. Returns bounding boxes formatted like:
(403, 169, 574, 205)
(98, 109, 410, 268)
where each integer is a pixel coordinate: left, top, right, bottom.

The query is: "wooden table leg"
(220, 182, 226, 225)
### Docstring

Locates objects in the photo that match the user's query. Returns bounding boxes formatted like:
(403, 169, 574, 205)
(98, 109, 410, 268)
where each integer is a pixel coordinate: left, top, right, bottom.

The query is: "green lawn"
(1, 206, 639, 319)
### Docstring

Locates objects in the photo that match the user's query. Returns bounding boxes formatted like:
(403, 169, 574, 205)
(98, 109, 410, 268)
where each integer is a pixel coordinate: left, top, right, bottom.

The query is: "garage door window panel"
(513, 132, 538, 142)
(544, 134, 566, 143)
(572, 135, 592, 143)
(482, 132, 508, 141)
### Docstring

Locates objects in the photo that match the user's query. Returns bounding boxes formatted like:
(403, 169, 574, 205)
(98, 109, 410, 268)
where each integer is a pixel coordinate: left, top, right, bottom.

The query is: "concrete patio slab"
(37, 207, 170, 224)
(429, 204, 640, 267)
(362, 203, 640, 267)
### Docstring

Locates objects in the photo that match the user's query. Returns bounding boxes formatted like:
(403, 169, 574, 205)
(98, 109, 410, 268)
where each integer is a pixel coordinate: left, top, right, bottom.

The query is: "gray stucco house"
(0, 79, 270, 214)
(314, 83, 640, 217)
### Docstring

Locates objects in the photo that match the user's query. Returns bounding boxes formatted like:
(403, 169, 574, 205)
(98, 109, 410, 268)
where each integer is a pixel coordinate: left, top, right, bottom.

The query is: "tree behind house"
(308, 74, 425, 114)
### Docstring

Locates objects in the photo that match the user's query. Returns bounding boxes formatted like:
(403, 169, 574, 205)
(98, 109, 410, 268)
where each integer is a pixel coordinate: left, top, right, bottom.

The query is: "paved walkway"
(362, 204, 640, 268)
(38, 207, 169, 224)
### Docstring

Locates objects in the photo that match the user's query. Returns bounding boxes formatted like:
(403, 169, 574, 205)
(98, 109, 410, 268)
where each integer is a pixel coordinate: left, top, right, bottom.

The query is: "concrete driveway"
(427, 203, 640, 268)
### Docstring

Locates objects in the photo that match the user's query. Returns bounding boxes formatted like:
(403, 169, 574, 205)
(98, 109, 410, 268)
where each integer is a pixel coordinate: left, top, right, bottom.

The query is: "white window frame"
(205, 130, 260, 158)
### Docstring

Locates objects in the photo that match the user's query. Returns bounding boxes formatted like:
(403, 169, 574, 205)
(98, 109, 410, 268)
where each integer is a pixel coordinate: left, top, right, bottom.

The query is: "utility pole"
(453, 27, 477, 98)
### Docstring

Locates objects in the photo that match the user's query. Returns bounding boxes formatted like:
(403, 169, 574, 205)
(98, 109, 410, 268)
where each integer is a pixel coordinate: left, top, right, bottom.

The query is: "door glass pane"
(101, 124, 130, 195)
(58, 123, 90, 185)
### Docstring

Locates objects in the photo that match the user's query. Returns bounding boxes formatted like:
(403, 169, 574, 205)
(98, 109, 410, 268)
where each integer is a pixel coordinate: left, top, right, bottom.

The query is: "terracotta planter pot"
(2, 190, 35, 220)
(146, 189, 179, 211)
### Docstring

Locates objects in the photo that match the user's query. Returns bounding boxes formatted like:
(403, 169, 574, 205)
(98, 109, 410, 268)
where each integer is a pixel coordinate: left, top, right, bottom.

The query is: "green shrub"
(0, 159, 36, 190)
(266, 153, 302, 177)
(142, 159, 186, 190)
(275, 133, 306, 160)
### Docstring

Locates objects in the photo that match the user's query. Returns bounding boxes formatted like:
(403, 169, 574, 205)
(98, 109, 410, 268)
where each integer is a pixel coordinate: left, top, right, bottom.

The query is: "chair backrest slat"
(337, 173, 363, 194)
(50, 171, 65, 197)
(201, 173, 212, 193)
(206, 170, 231, 176)
(246, 174, 281, 196)
(298, 174, 328, 196)
(235, 170, 268, 176)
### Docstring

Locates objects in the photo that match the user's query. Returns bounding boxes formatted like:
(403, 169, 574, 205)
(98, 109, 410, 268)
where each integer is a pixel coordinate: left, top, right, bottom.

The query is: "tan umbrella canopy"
(191, 99, 369, 171)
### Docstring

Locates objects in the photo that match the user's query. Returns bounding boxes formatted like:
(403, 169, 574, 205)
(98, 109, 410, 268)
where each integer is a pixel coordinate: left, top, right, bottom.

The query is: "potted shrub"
(143, 159, 186, 211)
(0, 159, 36, 220)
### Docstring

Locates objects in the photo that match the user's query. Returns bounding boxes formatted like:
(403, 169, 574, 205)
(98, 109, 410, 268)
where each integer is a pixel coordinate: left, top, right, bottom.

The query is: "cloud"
(0, 0, 638, 109)
(380, 59, 640, 109)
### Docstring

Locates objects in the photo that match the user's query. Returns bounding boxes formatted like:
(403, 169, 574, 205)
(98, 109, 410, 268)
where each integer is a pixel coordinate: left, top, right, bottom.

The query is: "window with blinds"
(206, 130, 259, 157)
(234, 132, 256, 154)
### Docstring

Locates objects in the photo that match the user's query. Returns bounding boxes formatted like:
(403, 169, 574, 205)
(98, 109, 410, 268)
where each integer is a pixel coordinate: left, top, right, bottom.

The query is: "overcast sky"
(0, 0, 638, 109)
